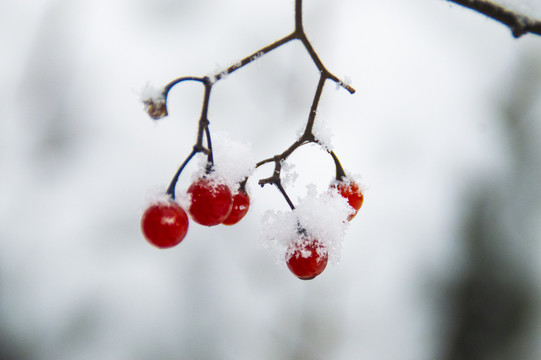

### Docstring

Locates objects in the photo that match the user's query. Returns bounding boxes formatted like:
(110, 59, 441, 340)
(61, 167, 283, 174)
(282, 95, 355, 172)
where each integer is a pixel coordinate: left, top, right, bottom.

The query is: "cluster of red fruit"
(141, 177, 250, 249)
(139, 0, 363, 281)
(141, 176, 363, 280)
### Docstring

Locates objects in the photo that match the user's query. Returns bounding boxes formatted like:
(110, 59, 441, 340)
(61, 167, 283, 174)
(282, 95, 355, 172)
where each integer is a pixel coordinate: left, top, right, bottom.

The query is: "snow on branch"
(449, 0, 541, 38)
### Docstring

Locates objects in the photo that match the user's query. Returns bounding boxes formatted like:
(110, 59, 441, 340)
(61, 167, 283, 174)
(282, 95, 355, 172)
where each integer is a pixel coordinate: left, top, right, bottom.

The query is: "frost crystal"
(209, 59, 243, 83)
(280, 161, 299, 188)
(144, 189, 173, 207)
(251, 51, 264, 62)
(139, 83, 163, 102)
(332, 173, 368, 194)
(260, 186, 353, 264)
(336, 76, 352, 90)
(312, 119, 334, 152)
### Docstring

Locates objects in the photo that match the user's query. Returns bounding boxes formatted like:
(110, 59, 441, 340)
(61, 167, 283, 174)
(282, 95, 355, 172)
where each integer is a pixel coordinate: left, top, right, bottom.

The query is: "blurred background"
(1, 0, 541, 359)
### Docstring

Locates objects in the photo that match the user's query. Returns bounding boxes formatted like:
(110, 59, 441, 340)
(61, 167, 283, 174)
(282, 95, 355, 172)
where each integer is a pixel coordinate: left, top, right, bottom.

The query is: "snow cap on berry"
(284, 235, 328, 261)
(330, 174, 367, 194)
(143, 188, 174, 207)
(260, 185, 353, 264)
(143, 186, 191, 211)
(194, 131, 255, 192)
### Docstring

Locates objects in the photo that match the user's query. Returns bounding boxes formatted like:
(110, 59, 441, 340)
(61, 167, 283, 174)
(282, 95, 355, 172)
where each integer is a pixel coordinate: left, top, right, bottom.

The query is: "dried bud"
(143, 98, 168, 120)
(139, 83, 168, 120)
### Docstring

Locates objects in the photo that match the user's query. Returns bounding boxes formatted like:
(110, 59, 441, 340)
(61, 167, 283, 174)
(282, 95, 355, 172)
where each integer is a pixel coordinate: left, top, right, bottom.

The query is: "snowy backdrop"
(1, 0, 541, 359)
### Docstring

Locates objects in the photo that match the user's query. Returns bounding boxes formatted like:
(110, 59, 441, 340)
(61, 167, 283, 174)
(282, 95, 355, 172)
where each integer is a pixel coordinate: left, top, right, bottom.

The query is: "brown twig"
(448, 0, 541, 38)
(146, 0, 355, 207)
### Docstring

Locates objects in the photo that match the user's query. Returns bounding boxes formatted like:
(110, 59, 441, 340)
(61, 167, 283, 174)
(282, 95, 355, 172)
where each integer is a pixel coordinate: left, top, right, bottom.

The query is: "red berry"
(141, 201, 189, 248)
(222, 190, 250, 226)
(332, 180, 364, 221)
(286, 238, 328, 280)
(187, 178, 233, 226)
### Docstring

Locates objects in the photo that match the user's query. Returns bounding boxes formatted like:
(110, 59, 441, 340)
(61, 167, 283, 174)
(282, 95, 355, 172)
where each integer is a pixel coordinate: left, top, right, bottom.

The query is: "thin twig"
(302, 74, 327, 139)
(166, 148, 199, 199)
(330, 150, 346, 181)
(212, 32, 297, 82)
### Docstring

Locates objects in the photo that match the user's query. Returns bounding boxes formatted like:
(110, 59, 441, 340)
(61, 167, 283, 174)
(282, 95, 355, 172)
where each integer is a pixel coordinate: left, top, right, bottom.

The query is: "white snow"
(192, 131, 255, 192)
(138, 82, 165, 104)
(336, 75, 352, 90)
(312, 117, 334, 152)
(209, 59, 243, 83)
(260, 184, 353, 264)
(279, 160, 299, 188)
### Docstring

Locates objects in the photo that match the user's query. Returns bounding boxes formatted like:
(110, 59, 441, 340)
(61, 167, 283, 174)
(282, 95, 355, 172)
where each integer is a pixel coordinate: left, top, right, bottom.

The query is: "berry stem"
(166, 147, 199, 199)
(195, 79, 212, 151)
(204, 125, 214, 172)
(165, 78, 215, 197)
(275, 181, 296, 210)
(163, 76, 206, 98)
(239, 177, 248, 192)
(330, 150, 347, 181)
(258, 155, 298, 210)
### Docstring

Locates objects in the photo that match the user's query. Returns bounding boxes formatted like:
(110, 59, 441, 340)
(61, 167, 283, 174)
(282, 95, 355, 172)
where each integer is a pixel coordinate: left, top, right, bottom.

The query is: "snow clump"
(280, 160, 299, 188)
(139, 82, 164, 102)
(312, 119, 334, 152)
(260, 184, 354, 265)
(193, 131, 255, 192)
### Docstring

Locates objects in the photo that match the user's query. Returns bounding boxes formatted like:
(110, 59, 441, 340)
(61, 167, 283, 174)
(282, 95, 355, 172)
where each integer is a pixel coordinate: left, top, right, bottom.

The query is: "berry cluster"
(140, 0, 364, 280)
(141, 177, 250, 248)
(141, 173, 363, 280)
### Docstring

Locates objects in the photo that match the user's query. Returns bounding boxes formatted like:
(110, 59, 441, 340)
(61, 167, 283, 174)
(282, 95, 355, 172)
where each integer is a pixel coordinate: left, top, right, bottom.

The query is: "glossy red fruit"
(141, 201, 189, 248)
(332, 180, 364, 221)
(222, 190, 250, 226)
(286, 238, 328, 280)
(187, 178, 233, 226)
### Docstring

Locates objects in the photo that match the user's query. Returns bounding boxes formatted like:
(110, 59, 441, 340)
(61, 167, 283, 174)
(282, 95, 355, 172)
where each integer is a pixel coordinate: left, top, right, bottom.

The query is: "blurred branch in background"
(442, 47, 541, 360)
(448, 0, 541, 37)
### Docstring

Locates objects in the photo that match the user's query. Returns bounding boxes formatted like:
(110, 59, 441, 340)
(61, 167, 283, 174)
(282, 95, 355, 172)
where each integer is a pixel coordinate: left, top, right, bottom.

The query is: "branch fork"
(143, 0, 355, 208)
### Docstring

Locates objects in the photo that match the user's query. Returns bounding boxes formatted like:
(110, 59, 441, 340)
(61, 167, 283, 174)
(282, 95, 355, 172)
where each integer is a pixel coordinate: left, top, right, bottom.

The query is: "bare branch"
(211, 32, 297, 82)
(448, 0, 541, 38)
(146, 0, 357, 208)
